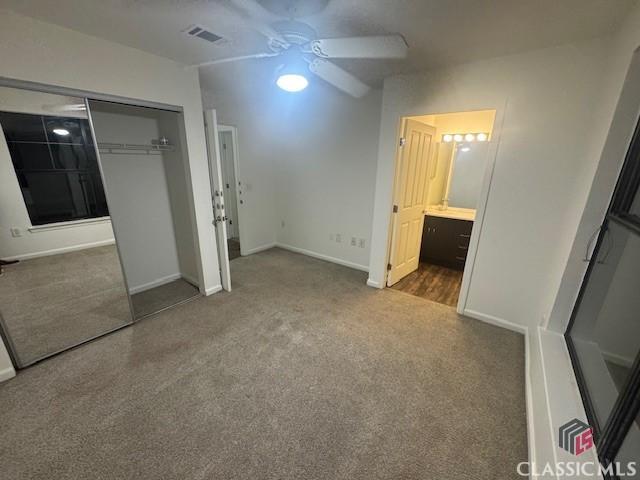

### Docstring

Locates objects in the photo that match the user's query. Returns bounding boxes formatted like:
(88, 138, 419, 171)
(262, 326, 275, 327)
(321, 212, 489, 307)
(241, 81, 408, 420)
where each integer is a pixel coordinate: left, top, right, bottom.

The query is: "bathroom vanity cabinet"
(420, 215, 473, 270)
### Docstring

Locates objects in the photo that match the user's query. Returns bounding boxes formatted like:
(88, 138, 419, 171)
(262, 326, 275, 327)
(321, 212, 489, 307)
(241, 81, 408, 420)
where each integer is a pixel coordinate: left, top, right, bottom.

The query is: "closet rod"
(97, 142, 175, 155)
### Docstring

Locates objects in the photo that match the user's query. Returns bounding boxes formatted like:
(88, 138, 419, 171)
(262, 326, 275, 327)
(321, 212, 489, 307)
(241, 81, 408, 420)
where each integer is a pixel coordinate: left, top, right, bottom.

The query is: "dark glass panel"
(6, 142, 52, 170)
(21, 172, 77, 224)
(612, 423, 640, 479)
(0, 112, 47, 142)
(88, 172, 109, 217)
(569, 220, 640, 429)
(50, 144, 93, 170)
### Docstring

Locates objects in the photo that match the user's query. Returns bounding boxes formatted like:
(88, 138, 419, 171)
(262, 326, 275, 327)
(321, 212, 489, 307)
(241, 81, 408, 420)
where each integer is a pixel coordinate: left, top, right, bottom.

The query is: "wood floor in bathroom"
(391, 263, 463, 307)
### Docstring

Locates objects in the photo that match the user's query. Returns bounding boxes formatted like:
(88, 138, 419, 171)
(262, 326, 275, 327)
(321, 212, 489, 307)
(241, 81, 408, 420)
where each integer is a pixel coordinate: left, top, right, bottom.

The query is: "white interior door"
(387, 119, 436, 286)
(203, 109, 231, 291)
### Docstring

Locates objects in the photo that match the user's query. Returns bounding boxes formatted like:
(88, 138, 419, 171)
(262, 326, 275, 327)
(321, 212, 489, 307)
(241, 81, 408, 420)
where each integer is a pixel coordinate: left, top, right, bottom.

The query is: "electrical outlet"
(10, 227, 22, 238)
(351, 237, 356, 246)
(335, 233, 342, 243)
(358, 238, 366, 248)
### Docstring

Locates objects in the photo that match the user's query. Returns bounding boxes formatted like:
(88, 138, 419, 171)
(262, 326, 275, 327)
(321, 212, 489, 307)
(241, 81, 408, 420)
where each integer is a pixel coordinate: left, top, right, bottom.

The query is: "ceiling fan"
(192, 0, 408, 98)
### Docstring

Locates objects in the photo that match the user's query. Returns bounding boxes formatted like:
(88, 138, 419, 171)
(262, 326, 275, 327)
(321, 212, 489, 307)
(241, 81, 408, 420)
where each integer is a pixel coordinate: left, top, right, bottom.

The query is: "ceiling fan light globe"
(276, 73, 309, 92)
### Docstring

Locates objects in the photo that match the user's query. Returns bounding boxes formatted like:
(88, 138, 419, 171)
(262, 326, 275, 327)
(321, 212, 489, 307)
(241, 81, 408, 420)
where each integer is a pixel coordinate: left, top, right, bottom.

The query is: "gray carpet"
(132, 278, 200, 318)
(0, 245, 131, 366)
(0, 248, 527, 479)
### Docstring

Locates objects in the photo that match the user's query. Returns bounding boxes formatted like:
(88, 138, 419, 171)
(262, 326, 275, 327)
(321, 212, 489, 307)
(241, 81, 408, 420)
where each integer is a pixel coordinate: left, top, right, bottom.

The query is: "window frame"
(565, 113, 640, 478)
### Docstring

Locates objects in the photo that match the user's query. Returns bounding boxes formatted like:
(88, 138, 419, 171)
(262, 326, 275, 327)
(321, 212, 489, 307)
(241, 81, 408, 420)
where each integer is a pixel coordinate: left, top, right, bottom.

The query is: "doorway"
(218, 125, 242, 261)
(386, 110, 496, 309)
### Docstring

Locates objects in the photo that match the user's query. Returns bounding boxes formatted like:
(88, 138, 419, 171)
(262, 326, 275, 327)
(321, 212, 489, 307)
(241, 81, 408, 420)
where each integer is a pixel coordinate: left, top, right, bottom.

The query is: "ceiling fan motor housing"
(257, 0, 330, 18)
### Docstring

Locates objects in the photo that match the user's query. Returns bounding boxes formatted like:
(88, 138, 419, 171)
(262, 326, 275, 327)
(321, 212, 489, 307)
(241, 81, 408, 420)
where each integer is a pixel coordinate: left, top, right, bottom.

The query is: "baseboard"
(366, 278, 383, 289)
(463, 308, 528, 335)
(243, 242, 276, 255)
(0, 366, 16, 383)
(602, 349, 635, 368)
(276, 243, 369, 272)
(4, 238, 115, 261)
(129, 272, 182, 295)
(205, 284, 223, 296)
(524, 328, 536, 475)
(181, 273, 200, 288)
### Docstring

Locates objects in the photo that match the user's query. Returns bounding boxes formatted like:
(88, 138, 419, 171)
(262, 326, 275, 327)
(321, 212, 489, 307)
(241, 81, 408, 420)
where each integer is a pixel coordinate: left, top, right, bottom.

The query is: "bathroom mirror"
(0, 85, 133, 367)
(444, 142, 490, 210)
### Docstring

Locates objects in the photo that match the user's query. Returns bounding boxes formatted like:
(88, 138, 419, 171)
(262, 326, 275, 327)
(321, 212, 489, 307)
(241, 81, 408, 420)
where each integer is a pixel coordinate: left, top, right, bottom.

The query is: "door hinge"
(399, 137, 406, 147)
(387, 263, 392, 271)
(393, 205, 398, 213)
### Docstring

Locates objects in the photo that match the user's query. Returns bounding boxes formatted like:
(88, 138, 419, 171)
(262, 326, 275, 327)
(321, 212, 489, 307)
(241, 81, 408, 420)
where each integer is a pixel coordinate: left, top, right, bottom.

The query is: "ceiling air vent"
(184, 25, 224, 44)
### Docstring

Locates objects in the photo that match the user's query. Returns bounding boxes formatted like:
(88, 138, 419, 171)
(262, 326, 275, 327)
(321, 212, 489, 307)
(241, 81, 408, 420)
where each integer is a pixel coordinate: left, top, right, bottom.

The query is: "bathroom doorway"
(386, 110, 497, 309)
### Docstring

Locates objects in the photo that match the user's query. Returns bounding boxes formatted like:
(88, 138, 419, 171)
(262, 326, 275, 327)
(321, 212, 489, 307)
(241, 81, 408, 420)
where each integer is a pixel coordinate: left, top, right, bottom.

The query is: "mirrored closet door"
(0, 86, 133, 367)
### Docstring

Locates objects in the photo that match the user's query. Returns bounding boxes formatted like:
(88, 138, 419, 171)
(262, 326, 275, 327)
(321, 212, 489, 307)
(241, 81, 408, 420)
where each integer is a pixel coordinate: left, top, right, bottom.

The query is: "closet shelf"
(98, 142, 175, 155)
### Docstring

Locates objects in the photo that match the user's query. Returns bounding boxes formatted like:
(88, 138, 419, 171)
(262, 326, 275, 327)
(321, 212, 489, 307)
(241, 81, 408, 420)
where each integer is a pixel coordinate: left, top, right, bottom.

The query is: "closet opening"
(385, 109, 497, 309)
(88, 100, 201, 319)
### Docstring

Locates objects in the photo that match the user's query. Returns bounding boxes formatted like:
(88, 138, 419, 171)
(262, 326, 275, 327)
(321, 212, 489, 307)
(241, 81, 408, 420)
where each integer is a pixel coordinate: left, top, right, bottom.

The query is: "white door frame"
(204, 109, 231, 292)
(218, 125, 245, 255)
(384, 107, 505, 314)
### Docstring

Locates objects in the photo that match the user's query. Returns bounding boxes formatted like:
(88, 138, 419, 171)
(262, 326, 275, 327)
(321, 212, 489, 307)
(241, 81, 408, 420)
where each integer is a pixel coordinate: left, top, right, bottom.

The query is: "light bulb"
(53, 128, 70, 136)
(465, 133, 475, 142)
(276, 74, 309, 92)
(477, 133, 488, 142)
(443, 134, 453, 143)
(453, 134, 463, 142)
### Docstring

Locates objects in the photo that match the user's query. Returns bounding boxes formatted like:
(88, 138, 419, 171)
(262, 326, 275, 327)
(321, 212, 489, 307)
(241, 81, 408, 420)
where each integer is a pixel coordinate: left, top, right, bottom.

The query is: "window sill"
(28, 216, 111, 233)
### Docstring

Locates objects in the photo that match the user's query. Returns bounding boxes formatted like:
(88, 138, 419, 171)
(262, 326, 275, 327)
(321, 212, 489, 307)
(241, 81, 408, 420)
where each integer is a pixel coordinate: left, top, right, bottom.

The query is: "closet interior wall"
(88, 100, 199, 317)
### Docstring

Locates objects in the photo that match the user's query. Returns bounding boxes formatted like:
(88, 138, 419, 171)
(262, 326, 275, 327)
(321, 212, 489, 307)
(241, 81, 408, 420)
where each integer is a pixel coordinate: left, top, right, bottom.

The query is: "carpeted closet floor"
(0, 248, 527, 479)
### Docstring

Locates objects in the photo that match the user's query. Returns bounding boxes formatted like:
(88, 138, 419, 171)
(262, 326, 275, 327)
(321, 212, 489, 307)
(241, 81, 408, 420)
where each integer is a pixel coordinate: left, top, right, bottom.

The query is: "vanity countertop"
(425, 206, 476, 222)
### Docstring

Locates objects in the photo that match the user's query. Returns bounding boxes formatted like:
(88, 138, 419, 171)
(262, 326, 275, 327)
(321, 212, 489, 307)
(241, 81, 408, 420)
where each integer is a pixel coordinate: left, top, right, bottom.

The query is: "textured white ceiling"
(2, 0, 635, 92)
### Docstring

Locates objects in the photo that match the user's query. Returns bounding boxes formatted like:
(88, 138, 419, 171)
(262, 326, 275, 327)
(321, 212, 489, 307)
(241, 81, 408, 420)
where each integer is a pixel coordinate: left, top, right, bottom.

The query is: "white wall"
(201, 89, 279, 255)
(90, 103, 184, 293)
(202, 80, 382, 269)
(273, 83, 382, 270)
(368, 38, 612, 329)
(0, 86, 115, 260)
(158, 110, 200, 285)
(548, 3, 640, 333)
(0, 9, 221, 379)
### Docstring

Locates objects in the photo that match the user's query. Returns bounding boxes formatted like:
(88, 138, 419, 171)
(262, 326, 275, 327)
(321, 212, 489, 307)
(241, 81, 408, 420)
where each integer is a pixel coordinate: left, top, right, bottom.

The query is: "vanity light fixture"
(442, 132, 489, 143)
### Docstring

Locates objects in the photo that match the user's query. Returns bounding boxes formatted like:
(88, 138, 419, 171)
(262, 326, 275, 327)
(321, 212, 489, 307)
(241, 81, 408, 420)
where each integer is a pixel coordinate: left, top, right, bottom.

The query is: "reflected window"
(0, 111, 108, 225)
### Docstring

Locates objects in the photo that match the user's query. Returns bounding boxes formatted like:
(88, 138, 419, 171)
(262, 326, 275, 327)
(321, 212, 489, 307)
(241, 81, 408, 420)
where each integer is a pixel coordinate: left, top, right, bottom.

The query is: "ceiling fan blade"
(228, 0, 289, 48)
(193, 52, 280, 69)
(310, 35, 408, 59)
(308, 58, 371, 98)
